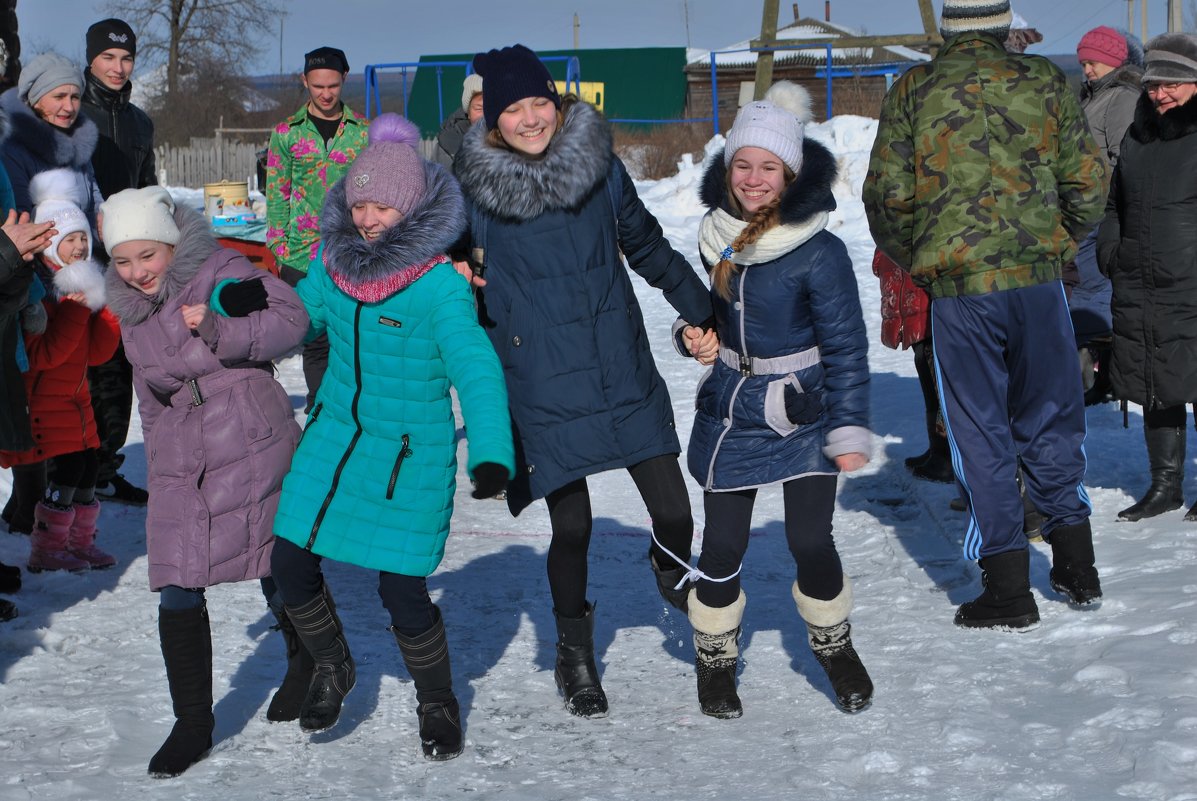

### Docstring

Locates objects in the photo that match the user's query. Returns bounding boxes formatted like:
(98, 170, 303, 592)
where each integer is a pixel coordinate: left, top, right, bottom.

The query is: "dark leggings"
(160, 577, 277, 611)
(44, 449, 100, 507)
(1143, 404, 1195, 430)
(270, 535, 437, 637)
(545, 454, 693, 618)
(696, 474, 843, 608)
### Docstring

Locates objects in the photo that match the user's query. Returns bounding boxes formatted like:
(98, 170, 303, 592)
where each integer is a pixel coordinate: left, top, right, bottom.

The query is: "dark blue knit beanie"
(472, 44, 560, 130)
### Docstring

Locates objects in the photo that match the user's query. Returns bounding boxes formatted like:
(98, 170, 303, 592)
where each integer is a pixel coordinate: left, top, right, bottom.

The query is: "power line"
(1036, 0, 1128, 53)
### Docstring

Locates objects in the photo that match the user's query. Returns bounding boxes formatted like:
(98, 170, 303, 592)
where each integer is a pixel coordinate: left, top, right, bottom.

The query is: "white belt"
(718, 345, 820, 377)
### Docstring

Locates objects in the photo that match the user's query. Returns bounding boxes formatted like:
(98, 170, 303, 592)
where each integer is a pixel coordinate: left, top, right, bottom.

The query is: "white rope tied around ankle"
(651, 532, 742, 589)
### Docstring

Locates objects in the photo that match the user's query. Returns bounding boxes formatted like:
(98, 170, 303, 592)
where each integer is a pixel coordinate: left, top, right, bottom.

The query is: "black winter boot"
(148, 605, 215, 778)
(650, 552, 691, 612)
(955, 549, 1040, 630)
(1119, 425, 1185, 521)
(687, 590, 745, 719)
(266, 600, 316, 723)
(393, 606, 463, 761)
(553, 602, 608, 718)
(793, 579, 873, 713)
(1048, 521, 1102, 607)
(286, 583, 356, 732)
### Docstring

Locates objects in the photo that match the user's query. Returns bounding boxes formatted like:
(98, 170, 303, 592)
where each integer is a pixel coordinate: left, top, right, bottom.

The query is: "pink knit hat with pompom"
(345, 114, 426, 217)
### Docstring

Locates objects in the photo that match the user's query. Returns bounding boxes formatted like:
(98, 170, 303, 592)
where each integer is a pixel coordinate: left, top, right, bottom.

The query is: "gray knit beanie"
(18, 52, 83, 106)
(1142, 33, 1197, 84)
(940, 0, 1013, 41)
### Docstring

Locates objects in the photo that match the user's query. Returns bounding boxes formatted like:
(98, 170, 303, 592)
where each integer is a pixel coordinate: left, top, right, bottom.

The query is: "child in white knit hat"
(0, 167, 120, 572)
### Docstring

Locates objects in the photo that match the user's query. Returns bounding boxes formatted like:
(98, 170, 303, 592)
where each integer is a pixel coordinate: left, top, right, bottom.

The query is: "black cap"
(87, 18, 136, 63)
(304, 46, 349, 75)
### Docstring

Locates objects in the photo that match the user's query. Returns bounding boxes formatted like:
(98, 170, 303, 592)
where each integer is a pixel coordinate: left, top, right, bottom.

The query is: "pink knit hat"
(345, 114, 426, 217)
(1078, 26, 1128, 69)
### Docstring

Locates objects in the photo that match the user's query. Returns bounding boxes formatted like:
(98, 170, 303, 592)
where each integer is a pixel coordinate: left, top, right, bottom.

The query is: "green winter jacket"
(863, 33, 1108, 299)
(265, 103, 368, 275)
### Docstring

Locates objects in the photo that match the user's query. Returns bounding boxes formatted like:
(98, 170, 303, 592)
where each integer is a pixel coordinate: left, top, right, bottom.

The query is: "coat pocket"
(763, 373, 822, 437)
(385, 434, 413, 500)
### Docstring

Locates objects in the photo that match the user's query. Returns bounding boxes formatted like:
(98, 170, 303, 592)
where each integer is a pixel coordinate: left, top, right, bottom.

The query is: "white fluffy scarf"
(698, 206, 828, 268)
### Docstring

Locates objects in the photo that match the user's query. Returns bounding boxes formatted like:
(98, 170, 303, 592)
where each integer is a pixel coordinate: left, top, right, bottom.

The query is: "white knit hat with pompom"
(31, 168, 92, 268)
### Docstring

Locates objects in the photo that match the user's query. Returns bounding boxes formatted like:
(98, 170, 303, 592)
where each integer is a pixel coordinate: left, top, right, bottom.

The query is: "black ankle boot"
(688, 591, 745, 719)
(1048, 521, 1102, 606)
(553, 603, 608, 718)
(910, 449, 954, 483)
(650, 552, 691, 612)
(149, 605, 215, 778)
(393, 606, 463, 761)
(286, 583, 355, 732)
(266, 601, 316, 722)
(955, 549, 1040, 630)
(1119, 426, 1185, 521)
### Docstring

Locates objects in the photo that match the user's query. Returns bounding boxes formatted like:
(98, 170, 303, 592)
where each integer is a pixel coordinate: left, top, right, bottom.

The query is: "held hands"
(451, 258, 487, 288)
(218, 278, 269, 317)
(683, 325, 719, 365)
(471, 462, 509, 499)
(835, 453, 868, 473)
(180, 303, 209, 331)
(2, 210, 56, 261)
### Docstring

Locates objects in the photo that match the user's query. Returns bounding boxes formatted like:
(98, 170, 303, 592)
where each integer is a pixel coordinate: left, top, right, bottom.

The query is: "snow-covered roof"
(687, 17, 931, 69)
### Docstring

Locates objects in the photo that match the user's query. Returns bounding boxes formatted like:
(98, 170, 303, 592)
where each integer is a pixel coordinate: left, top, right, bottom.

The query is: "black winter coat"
(80, 70, 157, 198)
(1098, 93, 1197, 409)
(0, 232, 33, 451)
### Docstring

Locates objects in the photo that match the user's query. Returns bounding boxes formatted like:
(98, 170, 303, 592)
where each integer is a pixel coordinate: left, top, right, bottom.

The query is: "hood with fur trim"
(1129, 89, 1197, 142)
(105, 204, 220, 326)
(0, 87, 99, 170)
(455, 100, 613, 221)
(320, 159, 465, 299)
(700, 136, 838, 225)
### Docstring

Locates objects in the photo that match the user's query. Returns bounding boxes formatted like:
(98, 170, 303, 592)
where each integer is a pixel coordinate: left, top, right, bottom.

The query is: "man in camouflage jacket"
(863, 0, 1108, 630)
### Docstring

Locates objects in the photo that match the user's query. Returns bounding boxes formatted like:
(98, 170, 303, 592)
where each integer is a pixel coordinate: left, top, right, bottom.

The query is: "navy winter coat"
(455, 100, 713, 513)
(687, 141, 870, 491)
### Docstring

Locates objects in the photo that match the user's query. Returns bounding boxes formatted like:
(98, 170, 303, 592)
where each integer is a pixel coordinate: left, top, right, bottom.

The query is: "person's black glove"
(471, 462, 509, 499)
(219, 278, 268, 317)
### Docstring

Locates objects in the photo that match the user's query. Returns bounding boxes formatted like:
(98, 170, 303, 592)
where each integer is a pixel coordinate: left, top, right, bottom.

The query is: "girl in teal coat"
(270, 114, 514, 761)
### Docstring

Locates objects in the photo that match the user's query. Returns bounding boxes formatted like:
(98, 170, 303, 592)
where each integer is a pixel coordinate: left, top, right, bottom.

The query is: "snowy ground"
(2, 118, 1196, 801)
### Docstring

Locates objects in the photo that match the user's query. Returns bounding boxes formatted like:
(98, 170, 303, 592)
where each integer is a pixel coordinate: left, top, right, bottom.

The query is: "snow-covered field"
(2, 118, 1196, 801)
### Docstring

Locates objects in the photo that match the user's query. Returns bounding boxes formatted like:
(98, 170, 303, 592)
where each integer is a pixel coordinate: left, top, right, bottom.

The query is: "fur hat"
(18, 52, 83, 107)
(31, 168, 91, 269)
(86, 18, 136, 63)
(462, 72, 484, 113)
(1143, 33, 1197, 84)
(99, 186, 181, 251)
(1078, 26, 1128, 69)
(344, 114, 426, 218)
(724, 81, 813, 175)
(940, 0, 1013, 41)
(473, 44, 560, 131)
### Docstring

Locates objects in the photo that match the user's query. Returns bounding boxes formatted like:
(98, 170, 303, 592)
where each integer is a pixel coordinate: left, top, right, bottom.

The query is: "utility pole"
(574, 13, 580, 49)
(1168, 0, 1183, 32)
(1142, 0, 1148, 42)
(752, 0, 780, 101)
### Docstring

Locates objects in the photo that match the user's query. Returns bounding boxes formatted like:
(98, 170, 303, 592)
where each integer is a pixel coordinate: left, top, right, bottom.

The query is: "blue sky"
(17, 0, 1180, 77)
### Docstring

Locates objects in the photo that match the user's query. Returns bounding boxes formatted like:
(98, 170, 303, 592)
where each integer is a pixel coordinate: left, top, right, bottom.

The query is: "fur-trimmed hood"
(700, 136, 838, 224)
(1082, 62, 1145, 100)
(105, 204, 221, 326)
(1130, 90, 1197, 142)
(0, 87, 99, 170)
(320, 159, 465, 299)
(455, 100, 613, 221)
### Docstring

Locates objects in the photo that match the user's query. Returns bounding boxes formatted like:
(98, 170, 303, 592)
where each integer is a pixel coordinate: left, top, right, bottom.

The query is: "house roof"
(686, 16, 931, 71)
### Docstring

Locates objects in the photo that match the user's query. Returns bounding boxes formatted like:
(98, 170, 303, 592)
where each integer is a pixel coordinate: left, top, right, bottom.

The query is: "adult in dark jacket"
(1098, 33, 1197, 523)
(455, 44, 714, 719)
(432, 73, 483, 169)
(80, 18, 156, 507)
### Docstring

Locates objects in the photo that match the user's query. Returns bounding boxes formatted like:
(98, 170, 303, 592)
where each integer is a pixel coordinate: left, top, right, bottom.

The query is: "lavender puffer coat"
(106, 205, 308, 590)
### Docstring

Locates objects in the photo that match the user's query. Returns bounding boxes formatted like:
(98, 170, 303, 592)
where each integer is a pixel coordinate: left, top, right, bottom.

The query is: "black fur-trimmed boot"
(793, 579, 873, 713)
(286, 583, 356, 732)
(1048, 520, 1102, 607)
(148, 604, 215, 778)
(687, 590, 745, 719)
(650, 552, 691, 612)
(553, 602, 608, 718)
(393, 606, 463, 761)
(266, 599, 316, 723)
(954, 549, 1040, 630)
(1118, 425, 1185, 521)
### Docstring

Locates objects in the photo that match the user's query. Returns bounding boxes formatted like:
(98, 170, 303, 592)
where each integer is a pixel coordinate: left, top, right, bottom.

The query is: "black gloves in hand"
(471, 462, 509, 499)
(219, 278, 268, 317)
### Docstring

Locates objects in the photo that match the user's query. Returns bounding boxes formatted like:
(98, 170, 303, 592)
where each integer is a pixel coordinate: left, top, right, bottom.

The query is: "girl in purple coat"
(101, 186, 309, 778)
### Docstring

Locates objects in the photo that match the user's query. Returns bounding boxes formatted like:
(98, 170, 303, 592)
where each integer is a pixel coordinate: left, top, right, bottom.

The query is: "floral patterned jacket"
(265, 103, 368, 275)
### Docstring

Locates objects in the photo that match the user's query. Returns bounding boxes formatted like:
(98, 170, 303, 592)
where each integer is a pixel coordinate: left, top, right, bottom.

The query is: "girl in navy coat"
(455, 44, 715, 719)
(682, 83, 873, 718)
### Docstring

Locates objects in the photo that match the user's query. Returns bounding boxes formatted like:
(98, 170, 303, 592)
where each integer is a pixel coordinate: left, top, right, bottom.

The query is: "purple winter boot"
(28, 503, 90, 573)
(68, 501, 116, 569)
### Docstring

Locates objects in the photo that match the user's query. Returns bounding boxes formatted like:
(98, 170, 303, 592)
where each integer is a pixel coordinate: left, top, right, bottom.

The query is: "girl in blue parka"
(682, 83, 873, 719)
(270, 114, 514, 761)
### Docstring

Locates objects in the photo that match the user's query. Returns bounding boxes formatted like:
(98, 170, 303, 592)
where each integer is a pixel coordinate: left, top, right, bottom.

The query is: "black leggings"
(1143, 404, 1195, 430)
(44, 449, 100, 507)
(545, 454, 693, 618)
(696, 474, 843, 608)
(270, 536, 437, 637)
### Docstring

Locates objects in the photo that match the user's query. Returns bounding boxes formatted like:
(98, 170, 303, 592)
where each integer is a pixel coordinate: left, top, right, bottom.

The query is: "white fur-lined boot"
(793, 578, 873, 713)
(687, 589, 746, 719)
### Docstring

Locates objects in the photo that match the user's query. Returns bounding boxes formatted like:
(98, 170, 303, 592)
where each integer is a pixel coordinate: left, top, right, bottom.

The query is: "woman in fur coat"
(681, 83, 873, 717)
(269, 114, 514, 760)
(453, 44, 716, 719)
(103, 186, 308, 778)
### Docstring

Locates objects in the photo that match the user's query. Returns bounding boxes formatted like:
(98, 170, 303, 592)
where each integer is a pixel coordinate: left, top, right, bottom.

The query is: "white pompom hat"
(724, 81, 814, 175)
(30, 168, 91, 268)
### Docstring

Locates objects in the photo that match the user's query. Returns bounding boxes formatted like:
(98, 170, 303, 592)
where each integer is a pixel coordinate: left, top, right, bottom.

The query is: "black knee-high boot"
(1119, 425, 1185, 521)
(266, 598, 316, 723)
(393, 606, 463, 761)
(148, 605, 215, 778)
(286, 583, 355, 732)
(553, 602, 608, 718)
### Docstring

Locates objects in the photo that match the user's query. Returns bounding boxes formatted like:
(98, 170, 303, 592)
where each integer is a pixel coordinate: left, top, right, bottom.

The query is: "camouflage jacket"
(266, 103, 368, 275)
(863, 33, 1108, 299)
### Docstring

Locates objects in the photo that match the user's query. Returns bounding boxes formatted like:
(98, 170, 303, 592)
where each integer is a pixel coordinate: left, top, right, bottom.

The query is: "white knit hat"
(724, 81, 813, 175)
(30, 168, 91, 268)
(99, 186, 181, 251)
(461, 72, 483, 112)
(940, 0, 1013, 40)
